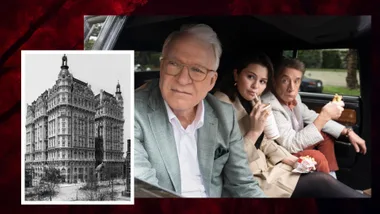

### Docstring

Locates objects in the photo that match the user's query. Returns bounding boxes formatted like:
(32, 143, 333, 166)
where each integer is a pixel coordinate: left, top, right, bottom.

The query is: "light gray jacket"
(134, 79, 266, 198)
(261, 92, 345, 153)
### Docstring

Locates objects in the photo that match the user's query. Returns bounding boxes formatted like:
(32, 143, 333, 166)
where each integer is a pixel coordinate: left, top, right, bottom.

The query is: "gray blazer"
(134, 79, 266, 198)
(261, 91, 345, 153)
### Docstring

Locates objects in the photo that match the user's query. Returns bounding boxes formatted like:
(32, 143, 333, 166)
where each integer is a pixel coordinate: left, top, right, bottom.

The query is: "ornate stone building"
(123, 139, 131, 196)
(25, 55, 125, 185)
(25, 90, 49, 186)
(94, 84, 125, 179)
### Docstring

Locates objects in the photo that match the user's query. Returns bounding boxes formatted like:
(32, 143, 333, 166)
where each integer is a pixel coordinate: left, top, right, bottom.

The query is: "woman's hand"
(281, 155, 299, 167)
(247, 101, 269, 136)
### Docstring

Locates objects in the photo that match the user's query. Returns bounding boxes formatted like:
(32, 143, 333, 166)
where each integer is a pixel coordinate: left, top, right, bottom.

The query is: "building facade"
(123, 139, 131, 196)
(94, 83, 125, 180)
(25, 55, 125, 185)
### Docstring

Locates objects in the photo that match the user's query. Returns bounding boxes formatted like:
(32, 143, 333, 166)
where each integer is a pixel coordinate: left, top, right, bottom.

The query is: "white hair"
(162, 24, 222, 70)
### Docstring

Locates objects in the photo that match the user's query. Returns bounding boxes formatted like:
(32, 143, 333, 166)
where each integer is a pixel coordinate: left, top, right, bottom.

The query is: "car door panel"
(299, 92, 362, 170)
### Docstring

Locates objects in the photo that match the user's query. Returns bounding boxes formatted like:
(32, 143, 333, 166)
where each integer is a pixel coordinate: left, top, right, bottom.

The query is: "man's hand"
(320, 101, 344, 121)
(347, 130, 367, 154)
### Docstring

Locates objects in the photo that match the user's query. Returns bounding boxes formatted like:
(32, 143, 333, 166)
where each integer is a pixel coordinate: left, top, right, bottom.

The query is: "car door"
(288, 48, 371, 190)
(300, 92, 362, 169)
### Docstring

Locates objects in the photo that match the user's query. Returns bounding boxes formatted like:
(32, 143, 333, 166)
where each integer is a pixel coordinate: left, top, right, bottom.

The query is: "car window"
(283, 49, 361, 96)
(135, 51, 161, 72)
(84, 15, 126, 50)
(282, 50, 294, 58)
(84, 22, 103, 50)
(84, 16, 106, 50)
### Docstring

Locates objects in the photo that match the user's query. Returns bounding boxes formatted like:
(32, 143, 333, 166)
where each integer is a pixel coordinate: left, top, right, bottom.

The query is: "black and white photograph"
(21, 51, 134, 204)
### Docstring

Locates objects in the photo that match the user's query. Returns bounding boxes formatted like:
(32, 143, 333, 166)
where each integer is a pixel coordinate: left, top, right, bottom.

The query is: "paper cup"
(262, 103, 280, 140)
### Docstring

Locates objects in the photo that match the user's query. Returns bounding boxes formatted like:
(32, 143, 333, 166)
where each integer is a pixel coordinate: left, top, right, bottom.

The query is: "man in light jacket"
(134, 24, 266, 198)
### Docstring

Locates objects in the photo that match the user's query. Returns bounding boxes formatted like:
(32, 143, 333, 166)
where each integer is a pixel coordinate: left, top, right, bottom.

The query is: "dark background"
(0, 0, 378, 213)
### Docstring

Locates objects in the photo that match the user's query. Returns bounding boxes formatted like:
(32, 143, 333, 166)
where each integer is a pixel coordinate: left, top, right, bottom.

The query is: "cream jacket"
(214, 91, 300, 197)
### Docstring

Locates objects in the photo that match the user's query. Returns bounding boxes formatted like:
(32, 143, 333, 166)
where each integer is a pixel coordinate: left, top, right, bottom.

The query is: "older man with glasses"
(134, 24, 266, 198)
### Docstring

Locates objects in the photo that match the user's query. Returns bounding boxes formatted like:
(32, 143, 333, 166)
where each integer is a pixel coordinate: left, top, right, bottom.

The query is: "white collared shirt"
(164, 100, 207, 197)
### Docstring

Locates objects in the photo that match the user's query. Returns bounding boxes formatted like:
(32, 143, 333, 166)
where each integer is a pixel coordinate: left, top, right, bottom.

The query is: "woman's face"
(234, 63, 268, 101)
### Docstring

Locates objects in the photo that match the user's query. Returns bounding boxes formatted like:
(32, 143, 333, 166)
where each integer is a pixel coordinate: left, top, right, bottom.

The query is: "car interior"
(89, 15, 371, 191)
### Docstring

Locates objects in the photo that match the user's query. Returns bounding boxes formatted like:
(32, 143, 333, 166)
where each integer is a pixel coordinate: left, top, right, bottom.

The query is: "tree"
(33, 183, 45, 201)
(38, 166, 63, 201)
(298, 50, 322, 68)
(84, 23, 102, 50)
(81, 172, 98, 201)
(25, 168, 33, 188)
(346, 49, 359, 89)
(84, 39, 95, 50)
(81, 172, 116, 201)
(103, 166, 118, 200)
(283, 50, 293, 58)
(87, 172, 99, 190)
(322, 50, 342, 69)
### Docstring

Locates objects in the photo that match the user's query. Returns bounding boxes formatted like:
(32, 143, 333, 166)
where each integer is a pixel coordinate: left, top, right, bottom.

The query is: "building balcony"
(71, 104, 96, 113)
(57, 111, 70, 117)
(26, 121, 35, 126)
(46, 157, 96, 162)
(95, 113, 124, 122)
(103, 159, 125, 163)
(33, 114, 48, 122)
(47, 101, 73, 112)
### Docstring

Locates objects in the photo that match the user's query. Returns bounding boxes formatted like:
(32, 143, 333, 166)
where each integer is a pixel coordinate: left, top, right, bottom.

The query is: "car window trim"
(92, 16, 128, 50)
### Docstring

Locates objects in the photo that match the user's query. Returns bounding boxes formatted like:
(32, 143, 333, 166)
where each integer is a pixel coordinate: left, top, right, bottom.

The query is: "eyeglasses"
(160, 57, 215, 82)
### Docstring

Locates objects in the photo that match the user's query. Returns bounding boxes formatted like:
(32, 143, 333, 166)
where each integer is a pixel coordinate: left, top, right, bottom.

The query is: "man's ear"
(159, 59, 164, 71)
(159, 59, 165, 77)
(209, 72, 218, 88)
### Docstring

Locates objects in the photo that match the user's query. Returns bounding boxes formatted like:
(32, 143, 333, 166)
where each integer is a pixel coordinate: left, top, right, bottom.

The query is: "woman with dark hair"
(214, 53, 367, 198)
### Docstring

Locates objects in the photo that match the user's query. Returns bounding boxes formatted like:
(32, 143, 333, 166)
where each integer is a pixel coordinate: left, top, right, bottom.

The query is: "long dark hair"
(219, 52, 274, 102)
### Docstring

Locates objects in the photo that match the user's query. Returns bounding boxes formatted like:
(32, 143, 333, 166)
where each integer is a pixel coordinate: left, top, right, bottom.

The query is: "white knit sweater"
(261, 92, 345, 153)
